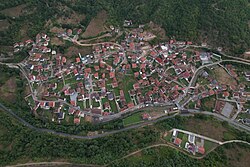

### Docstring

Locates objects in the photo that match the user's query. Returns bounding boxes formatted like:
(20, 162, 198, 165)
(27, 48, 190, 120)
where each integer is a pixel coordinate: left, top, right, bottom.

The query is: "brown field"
(84, 115, 92, 123)
(204, 97, 216, 111)
(0, 77, 16, 103)
(147, 21, 167, 40)
(19, 24, 31, 41)
(50, 27, 65, 34)
(0, 4, 27, 17)
(82, 10, 108, 38)
(51, 37, 65, 46)
(65, 46, 92, 57)
(57, 12, 85, 25)
(0, 20, 10, 31)
(183, 118, 228, 141)
(213, 67, 237, 86)
(24, 85, 31, 96)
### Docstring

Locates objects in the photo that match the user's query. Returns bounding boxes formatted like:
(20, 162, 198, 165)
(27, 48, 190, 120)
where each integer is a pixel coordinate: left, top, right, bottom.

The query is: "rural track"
(5, 162, 103, 167)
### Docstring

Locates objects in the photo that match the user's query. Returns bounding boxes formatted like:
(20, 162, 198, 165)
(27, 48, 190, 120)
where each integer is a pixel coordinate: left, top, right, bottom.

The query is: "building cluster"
(14, 23, 249, 124)
(172, 130, 206, 155)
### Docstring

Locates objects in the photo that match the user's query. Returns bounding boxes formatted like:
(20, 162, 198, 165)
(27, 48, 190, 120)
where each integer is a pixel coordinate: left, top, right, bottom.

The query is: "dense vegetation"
(1, 108, 250, 166)
(0, 0, 249, 54)
(110, 143, 250, 167)
(0, 109, 159, 166)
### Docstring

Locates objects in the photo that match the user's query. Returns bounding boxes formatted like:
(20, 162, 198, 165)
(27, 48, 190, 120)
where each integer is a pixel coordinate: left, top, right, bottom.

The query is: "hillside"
(0, 0, 249, 55)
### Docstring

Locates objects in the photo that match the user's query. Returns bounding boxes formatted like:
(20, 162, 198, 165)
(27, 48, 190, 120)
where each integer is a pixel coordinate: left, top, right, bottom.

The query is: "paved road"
(0, 102, 188, 139)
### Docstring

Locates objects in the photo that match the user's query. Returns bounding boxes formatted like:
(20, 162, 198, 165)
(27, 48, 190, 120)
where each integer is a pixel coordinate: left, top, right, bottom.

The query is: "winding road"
(0, 102, 187, 139)
(1, 39, 250, 140)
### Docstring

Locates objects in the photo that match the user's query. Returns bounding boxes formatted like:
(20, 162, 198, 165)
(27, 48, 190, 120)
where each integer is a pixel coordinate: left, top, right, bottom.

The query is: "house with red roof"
(140, 57, 146, 63)
(100, 61, 105, 68)
(62, 57, 67, 64)
(76, 57, 81, 63)
(85, 68, 91, 73)
(142, 113, 151, 120)
(155, 57, 163, 65)
(174, 138, 182, 147)
(223, 91, 230, 98)
(49, 101, 55, 108)
(127, 102, 134, 108)
(73, 69, 78, 76)
(69, 108, 76, 115)
(94, 65, 100, 71)
(133, 83, 140, 90)
(132, 63, 137, 69)
(141, 73, 147, 79)
(197, 146, 205, 155)
(94, 72, 99, 79)
(70, 100, 76, 106)
(74, 117, 81, 124)
(102, 73, 106, 79)
(109, 72, 115, 78)
(140, 63, 146, 69)
(181, 71, 191, 80)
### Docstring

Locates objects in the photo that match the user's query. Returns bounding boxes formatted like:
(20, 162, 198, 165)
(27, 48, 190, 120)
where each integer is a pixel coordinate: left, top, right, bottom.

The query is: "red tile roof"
(127, 102, 134, 108)
(74, 117, 81, 124)
(85, 68, 91, 73)
(223, 91, 230, 97)
(94, 66, 100, 71)
(94, 72, 99, 79)
(109, 72, 115, 78)
(174, 138, 182, 146)
(198, 147, 205, 155)
(70, 100, 76, 106)
(76, 57, 81, 63)
(132, 63, 137, 68)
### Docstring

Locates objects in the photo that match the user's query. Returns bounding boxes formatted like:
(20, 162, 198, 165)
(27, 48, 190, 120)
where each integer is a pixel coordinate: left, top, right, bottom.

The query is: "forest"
(1, 107, 250, 166)
(0, 0, 249, 54)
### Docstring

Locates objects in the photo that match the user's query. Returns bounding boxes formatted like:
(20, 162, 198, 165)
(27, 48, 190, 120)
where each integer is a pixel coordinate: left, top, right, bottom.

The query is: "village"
(13, 23, 250, 126)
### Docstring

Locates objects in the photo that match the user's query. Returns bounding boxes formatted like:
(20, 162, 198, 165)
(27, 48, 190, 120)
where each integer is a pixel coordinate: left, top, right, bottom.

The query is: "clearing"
(57, 12, 85, 25)
(201, 96, 216, 112)
(0, 77, 17, 103)
(123, 112, 143, 126)
(147, 21, 167, 40)
(0, 20, 10, 31)
(0, 4, 27, 17)
(50, 27, 65, 34)
(65, 46, 93, 57)
(213, 67, 237, 86)
(182, 117, 235, 141)
(51, 37, 65, 46)
(82, 10, 108, 38)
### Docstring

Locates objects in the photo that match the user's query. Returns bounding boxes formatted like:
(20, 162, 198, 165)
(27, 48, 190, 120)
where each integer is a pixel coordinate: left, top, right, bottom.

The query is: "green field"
(110, 100, 118, 113)
(180, 133, 188, 148)
(92, 100, 100, 108)
(117, 75, 135, 103)
(204, 140, 217, 152)
(26, 95, 35, 108)
(123, 112, 143, 126)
